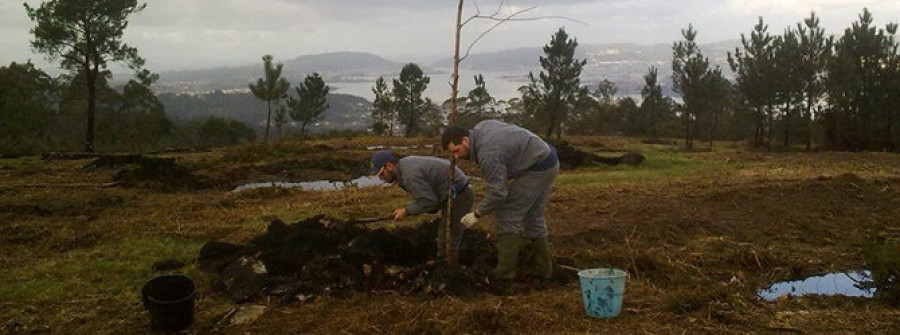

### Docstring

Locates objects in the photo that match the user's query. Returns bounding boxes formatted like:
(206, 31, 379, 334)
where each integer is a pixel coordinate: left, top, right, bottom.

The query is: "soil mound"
(199, 215, 575, 303)
(551, 141, 645, 170)
(86, 154, 215, 190)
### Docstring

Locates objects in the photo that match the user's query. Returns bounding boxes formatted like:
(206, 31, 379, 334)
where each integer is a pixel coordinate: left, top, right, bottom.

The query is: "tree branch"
(459, 4, 586, 62)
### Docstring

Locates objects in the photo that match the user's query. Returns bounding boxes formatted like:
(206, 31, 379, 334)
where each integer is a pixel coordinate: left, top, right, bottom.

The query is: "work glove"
(461, 211, 479, 228)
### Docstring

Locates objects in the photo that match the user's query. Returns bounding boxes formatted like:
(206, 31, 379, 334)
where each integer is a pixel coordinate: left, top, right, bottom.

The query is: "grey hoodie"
(468, 120, 550, 215)
(395, 156, 469, 215)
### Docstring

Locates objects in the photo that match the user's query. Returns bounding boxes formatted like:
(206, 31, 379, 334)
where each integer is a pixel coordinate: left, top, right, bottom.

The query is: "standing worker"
(369, 151, 474, 260)
(441, 120, 558, 286)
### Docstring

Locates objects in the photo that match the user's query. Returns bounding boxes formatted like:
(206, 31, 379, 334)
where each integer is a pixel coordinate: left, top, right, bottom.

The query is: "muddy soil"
(199, 215, 574, 303)
(86, 155, 218, 190)
(551, 141, 645, 169)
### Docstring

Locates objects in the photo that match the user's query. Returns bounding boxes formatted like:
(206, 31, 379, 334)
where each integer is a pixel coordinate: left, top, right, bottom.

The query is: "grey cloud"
(3, 0, 899, 70)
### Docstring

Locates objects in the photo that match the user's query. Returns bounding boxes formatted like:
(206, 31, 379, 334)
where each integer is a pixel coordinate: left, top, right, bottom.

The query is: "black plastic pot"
(142, 274, 196, 332)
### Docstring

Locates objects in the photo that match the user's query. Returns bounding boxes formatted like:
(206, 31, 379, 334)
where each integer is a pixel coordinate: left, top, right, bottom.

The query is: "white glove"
(461, 212, 478, 228)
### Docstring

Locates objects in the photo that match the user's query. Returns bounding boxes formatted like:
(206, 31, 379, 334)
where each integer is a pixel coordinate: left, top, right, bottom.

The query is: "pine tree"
(699, 67, 733, 148)
(885, 24, 900, 150)
(773, 27, 803, 148)
(639, 66, 676, 140)
(248, 55, 290, 143)
(824, 9, 897, 151)
(274, 104, 288, 139)
(728, 18, 778, 148)
(25, 0, 148, 152)
(0, 61, 56, 156)
(595, 79, 618, 104)
(371, 76, 393, 136)
(524, 28, 588, 139)
(288, 73, 330, 136)
(461, 74, 495, 127)
(672, 25, 711, 149)
(392, 63, 430, 137)
(796, 12, 832, 151)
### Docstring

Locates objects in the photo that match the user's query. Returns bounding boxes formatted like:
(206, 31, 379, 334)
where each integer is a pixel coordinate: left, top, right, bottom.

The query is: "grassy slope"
(1, 136, 899, 334)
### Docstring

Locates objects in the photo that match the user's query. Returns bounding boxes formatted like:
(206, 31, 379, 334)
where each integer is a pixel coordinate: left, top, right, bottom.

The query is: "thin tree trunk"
(546, 109, 556, 139)
(388, 113, 393, 137)
(443, 0, 464, 265)
(891, 103, 897, 151)
(557, 118, 562, 141)
(766, 106, 773, 150)
(264, 100, 272, 143)
(835, 108, 843, 151)
(805, 98, 813, 152)
(753, 110, 761, 148)
(85, 65, 97, 152)
(756, 113, 764, 148)
(783, 102, 791, 149)
(684, 110, 693, 150)
(407, 94, 415, 137)
(406, 110, 414, 137)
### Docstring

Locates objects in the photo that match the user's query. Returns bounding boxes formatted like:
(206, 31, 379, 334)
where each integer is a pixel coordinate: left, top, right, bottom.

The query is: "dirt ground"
(1, 136, 900, 334)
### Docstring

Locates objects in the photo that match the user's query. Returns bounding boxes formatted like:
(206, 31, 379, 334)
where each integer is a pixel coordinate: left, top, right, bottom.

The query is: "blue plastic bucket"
(578, 268, 627, 318)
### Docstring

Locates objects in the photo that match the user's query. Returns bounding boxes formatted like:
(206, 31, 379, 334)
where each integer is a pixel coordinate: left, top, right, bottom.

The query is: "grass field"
(1, 136, 899, 334)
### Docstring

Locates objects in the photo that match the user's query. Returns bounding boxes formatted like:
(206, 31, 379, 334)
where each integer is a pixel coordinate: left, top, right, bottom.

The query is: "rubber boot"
(531, 236, 553, 281)
(492, 234, 521, 280)
(489, 234, 521, 295)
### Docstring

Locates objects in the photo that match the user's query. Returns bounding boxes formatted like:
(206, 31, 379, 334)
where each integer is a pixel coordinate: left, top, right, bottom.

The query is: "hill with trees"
(151, 52, 404, 94)
(159, 91, 371, 134)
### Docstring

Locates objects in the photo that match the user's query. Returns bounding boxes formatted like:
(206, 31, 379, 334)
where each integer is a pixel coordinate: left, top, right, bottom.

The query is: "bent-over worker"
(441, 120, 559, 284)
(370, 151, 474, 260)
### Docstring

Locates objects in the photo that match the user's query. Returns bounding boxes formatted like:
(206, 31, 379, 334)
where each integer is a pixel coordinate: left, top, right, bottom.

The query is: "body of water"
(328, 71, 529, 103)
(757, 271, 875, 301)
(233, 176, 385, 192)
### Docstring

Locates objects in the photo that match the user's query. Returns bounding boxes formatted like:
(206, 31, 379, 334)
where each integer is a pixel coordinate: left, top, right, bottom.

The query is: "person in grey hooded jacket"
(441, 120, 558, 283)
(370, 151, 474, 260)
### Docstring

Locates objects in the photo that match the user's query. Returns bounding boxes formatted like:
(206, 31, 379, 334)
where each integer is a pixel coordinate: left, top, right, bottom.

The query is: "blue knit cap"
(369, 151, 396, 175)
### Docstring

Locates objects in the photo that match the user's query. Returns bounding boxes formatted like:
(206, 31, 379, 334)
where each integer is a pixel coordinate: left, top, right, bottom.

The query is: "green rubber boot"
(532, 236, 553, 280)
(491, 234, 522, 280)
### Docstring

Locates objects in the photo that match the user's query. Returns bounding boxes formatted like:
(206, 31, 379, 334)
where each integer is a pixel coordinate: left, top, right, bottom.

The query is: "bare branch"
(461, 0, 506, 28)
(459, 4, 586, 62)
(461, 3, 481, 27)
(460, 6, 536, 61)
(487, 0, 505, 18)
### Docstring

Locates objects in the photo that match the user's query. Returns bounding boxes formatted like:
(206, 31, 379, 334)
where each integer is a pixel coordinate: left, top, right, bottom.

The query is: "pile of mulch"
(198, 215, 575, 304)
(85, 154, 216, 190)
(550, 141, 645, 170)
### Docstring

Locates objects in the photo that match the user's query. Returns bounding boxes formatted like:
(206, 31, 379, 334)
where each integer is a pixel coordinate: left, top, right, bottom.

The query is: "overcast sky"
(2, 0, 899, 72)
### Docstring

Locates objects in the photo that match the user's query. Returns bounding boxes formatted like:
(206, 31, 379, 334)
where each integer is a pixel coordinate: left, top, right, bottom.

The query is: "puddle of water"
(757, 271, 875, 301)
(350, 175, 385, 188)
(365, 144, 434, 151)
(232, 176, 384, 192)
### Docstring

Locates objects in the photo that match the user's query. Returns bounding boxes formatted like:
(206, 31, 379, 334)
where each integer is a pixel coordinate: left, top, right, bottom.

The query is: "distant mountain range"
(147, 41, 742, 134)
(429, 40, 739, 95)
(150, 40, 740, 101)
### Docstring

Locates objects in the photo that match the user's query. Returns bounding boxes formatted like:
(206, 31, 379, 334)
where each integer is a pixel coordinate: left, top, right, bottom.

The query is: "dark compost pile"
(85, 154, 216, 190)
(550, 141, 645, 170)
(198, 215, 574, 303)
